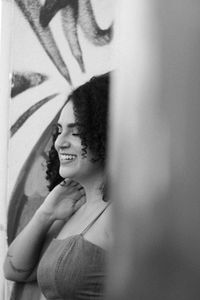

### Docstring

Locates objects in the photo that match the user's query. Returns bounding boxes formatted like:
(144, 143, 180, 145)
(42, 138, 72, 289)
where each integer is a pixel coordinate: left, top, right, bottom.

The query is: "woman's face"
(54, 100, 102, 181)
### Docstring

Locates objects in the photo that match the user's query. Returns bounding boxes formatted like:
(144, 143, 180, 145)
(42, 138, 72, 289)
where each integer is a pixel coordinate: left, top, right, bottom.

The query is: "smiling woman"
(4, 72, 112, 300)
(54, 101, 103, 181)
(46, 73, 109, 192)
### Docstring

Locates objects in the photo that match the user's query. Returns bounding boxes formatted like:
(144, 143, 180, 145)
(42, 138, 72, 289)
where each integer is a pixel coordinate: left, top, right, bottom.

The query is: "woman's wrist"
(35, 207, 56, 225)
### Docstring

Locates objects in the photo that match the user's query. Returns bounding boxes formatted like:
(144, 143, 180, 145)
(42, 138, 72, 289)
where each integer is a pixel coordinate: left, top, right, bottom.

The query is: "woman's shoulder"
(103, 203, 113, 237)
(95, 202, 113, 249)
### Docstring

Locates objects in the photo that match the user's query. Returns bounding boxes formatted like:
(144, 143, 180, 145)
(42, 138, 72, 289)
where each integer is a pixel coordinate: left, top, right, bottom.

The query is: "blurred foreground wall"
(107, 1, 200, 299)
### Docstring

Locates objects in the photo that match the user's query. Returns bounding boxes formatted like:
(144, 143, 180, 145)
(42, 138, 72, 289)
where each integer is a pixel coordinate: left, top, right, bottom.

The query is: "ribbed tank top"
(37, 203, 110, 300)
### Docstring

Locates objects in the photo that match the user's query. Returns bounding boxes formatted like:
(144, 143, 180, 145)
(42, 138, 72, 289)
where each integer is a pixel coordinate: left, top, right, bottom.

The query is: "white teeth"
(60, 153, 76, 161)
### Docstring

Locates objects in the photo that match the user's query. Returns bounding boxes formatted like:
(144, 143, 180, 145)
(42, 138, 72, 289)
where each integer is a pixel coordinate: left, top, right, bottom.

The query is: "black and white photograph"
(1, 0, 200, 300)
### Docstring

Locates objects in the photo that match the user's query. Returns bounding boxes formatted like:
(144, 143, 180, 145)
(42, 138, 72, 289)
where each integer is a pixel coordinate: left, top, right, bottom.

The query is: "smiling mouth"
(59, 153, 77, 163)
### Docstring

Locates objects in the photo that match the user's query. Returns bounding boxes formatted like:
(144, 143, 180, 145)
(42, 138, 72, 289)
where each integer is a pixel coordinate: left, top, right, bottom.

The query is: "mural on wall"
(14, 0, 113, 83)
(7, 0, 115, 299)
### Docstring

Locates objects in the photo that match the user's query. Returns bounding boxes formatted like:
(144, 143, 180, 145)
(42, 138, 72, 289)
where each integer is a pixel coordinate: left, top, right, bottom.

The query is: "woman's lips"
(59, 153, 77, 164)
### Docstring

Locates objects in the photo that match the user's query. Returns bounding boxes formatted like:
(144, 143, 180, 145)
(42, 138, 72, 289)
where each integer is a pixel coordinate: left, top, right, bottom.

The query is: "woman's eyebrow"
(56, 122, 78, 128)
(67, 122, 79, 128)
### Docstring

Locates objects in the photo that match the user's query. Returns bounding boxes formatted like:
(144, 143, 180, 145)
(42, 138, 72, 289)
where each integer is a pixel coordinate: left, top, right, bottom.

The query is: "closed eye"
(55, 122, 80, 136)
(56, 124, 62, 135)
(71, 124, 80, 136)
(72, 132, 80, 137)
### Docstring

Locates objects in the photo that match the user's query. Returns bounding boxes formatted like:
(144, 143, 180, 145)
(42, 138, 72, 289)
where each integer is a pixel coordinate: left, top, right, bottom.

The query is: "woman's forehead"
(58, 101, 75, 125)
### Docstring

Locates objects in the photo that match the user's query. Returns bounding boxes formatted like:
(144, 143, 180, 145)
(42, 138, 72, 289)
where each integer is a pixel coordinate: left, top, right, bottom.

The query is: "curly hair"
(46, 72, 110, 191)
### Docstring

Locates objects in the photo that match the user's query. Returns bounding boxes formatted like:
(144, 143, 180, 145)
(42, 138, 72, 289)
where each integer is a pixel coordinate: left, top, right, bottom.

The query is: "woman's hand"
(39, 179, 86, 221)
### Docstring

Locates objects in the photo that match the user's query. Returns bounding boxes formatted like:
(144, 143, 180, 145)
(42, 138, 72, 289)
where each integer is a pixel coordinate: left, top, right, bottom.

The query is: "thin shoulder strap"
(81, 202, 110, 236)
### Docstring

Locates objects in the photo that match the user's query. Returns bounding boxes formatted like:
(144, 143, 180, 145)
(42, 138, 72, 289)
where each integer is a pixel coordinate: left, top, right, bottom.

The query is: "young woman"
(4, 73, 112, 299)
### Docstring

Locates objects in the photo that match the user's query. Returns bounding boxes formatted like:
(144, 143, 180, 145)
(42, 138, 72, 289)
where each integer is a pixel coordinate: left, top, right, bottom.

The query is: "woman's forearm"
(4, 180, 85, 282)
(3, 208, 55, 282)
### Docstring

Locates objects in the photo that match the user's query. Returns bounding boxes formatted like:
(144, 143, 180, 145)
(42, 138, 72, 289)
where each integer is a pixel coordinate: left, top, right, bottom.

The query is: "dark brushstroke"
(11, 72, 47, 98)
(15, 0, 72, 83)
(40, 0, 84, 72)
(61, 5, 85, 72)
(39, 0, 113, 73)
(10, 93, 58, 137)
(39, 0, 69, 27)
(78, 0, 113, 46)
(7, 111, 61, 245)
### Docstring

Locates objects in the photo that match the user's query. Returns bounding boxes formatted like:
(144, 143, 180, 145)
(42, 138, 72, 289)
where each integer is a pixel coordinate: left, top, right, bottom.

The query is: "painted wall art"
(5, 0, 115, 299)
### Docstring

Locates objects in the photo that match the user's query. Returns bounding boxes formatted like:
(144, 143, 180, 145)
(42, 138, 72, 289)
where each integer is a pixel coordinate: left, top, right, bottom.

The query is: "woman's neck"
(78, 170, 104, 205)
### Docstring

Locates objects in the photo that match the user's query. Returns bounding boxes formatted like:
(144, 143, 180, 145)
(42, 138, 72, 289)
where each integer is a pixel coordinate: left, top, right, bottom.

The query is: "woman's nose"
(55, 134, 71, 150)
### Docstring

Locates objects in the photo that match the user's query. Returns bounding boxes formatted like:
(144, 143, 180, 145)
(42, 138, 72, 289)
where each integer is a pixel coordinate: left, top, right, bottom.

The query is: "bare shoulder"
(102, 203, 113, 245)
(104, 202, 112, 220)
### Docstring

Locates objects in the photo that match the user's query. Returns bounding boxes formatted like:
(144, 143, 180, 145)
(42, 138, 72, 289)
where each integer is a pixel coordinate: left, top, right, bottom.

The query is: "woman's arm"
(4, 209, 56, 282)
(3, 179, 86, 282)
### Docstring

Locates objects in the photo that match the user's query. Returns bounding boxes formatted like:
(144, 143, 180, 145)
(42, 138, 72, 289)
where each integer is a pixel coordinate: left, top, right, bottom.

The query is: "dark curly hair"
(46, 72, 110, 192)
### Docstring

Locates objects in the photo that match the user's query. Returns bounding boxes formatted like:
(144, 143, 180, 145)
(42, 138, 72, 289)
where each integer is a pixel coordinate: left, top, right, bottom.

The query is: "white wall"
(0, 1, 13, 298)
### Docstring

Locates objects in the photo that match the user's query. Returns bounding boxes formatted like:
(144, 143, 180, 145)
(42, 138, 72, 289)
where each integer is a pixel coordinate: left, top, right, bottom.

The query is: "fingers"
(69, 181, 83, 190)
(74, 195, 86, 211)
(70, 181, 79, 187)
(79, 189, 86, 198)
(59, 179, 82, 188)
(59, 178, 72, 187)
(58, 179, 86, 202)
(72, 188, 85, 201)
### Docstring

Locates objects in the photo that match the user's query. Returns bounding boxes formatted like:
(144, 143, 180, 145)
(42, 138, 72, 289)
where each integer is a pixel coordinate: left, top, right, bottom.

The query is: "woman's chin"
(59, 169, 75, 179)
